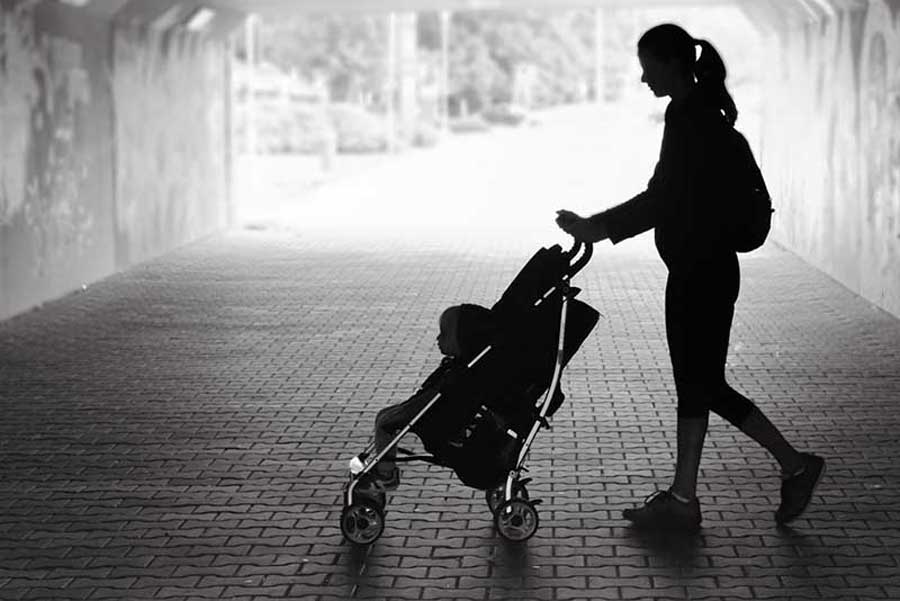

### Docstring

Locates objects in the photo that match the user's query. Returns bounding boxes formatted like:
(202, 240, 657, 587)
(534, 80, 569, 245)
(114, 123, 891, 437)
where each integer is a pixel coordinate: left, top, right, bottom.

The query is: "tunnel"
(1, 0, 899, 320)
(2, 2, 900, 600)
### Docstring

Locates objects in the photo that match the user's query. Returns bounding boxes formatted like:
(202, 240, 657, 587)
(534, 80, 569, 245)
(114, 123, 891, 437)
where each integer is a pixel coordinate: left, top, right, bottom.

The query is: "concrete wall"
(760, 0, 900, 318)
(0, 1, 115, 319)
(113, 24, 229, 269)
(0, 1, 231, 321)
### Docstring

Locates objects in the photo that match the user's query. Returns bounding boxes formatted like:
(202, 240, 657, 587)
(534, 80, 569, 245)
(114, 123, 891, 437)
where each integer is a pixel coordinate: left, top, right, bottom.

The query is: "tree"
(260, 14, 388, 105)
(439, 10, 595, 113)
(257, 9, 598, 114)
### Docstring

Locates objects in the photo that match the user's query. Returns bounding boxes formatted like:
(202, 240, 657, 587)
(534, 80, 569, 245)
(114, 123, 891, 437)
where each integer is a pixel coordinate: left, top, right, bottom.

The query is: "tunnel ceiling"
(199, 0, 845, 18)
(86, 0, 848, 38)
(203, 0, 735, 15)
(196, 0, 847, 31)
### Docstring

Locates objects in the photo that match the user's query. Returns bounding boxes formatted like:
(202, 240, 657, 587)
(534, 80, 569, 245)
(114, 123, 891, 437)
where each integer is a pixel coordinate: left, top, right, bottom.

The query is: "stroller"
(340, 240, 599, 544)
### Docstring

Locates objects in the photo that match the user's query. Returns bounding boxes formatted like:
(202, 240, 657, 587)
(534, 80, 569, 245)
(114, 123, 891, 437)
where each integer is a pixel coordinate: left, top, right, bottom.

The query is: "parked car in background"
(481, 102, 530, 126)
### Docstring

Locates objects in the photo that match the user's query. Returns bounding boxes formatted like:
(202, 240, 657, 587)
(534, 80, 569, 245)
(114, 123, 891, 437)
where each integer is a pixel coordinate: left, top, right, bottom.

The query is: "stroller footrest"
(394, 454, 441, 465)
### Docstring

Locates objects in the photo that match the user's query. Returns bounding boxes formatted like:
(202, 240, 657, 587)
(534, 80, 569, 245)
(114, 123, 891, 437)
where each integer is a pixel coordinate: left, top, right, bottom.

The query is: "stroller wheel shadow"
(487, 539, 541, 583)
(345, 542, 371, 572)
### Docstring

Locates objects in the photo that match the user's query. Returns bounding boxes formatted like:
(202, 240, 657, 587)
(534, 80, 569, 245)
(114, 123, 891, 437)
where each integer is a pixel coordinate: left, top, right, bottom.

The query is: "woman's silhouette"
(556, 23, 824, 531)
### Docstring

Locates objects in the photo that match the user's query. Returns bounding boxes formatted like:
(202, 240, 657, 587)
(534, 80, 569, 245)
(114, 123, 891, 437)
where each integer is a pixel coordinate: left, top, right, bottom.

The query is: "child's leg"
(374, 405, 404, 461)
(372, 389, 436, 478)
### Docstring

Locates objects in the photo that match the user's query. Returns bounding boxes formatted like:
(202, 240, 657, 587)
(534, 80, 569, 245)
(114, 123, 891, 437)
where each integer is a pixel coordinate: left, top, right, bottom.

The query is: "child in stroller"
(340, 241, 598, 545)
(357, 303, 495, 492)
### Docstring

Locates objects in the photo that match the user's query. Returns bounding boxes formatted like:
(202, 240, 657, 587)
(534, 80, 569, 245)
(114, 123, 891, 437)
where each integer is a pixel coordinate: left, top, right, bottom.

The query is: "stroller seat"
(413, 283, 599, 490)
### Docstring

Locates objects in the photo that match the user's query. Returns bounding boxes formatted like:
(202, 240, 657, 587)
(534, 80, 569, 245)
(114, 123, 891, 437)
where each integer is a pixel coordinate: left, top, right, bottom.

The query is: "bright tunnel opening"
(230, 4, 762, 247)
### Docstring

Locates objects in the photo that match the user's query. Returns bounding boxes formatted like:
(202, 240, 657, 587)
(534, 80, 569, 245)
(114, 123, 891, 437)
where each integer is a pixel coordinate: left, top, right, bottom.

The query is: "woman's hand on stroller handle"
(555, 210, 609, 243)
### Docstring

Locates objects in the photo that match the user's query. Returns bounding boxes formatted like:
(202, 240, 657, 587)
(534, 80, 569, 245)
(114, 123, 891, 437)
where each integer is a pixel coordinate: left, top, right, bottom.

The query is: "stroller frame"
(340, 240, 594, 545)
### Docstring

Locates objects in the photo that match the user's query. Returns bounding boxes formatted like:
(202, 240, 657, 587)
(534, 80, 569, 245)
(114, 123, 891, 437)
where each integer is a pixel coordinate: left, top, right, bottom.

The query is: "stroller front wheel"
(340, 499, 385, 545)
(494, 498, 539, 542)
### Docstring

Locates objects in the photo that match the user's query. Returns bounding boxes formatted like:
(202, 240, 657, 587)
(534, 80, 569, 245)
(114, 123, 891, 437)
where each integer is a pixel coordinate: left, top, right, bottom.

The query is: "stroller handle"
(565, 239, 593, 277)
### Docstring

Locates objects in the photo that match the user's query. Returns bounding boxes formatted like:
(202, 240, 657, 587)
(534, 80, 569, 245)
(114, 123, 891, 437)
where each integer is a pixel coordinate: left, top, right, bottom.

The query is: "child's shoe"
(372, 463, 400, 491)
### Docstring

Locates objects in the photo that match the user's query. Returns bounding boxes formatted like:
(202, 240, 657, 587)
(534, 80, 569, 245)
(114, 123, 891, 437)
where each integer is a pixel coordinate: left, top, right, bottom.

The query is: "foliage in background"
(418, 10, 595, 114)
(260, 14, 389, 106)
(245, 9, 764, 152)
(236, 7, 760, 154)
(258, 10, 597, 114)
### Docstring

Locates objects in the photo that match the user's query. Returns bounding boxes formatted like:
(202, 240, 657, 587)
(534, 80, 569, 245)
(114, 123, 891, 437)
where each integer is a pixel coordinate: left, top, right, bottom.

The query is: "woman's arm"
(556, 107, 694, 244)
(589, 186, 661, 244)
(589, 112, 693, 244)
(557, 164, 663, 244)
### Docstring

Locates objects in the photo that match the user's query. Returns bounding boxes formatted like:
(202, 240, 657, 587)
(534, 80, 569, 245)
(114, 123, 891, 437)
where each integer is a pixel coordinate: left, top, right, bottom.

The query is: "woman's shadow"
(623, 522, 823, 575)
(623, 526, 704, 571)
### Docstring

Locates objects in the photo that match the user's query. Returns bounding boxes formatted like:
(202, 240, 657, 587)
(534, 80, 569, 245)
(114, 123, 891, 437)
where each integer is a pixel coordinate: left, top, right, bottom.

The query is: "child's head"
(437, 304, 494, 359)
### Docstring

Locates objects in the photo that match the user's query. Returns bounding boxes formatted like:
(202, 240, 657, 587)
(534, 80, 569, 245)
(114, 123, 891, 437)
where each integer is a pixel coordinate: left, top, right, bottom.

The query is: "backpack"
(725, 127, 774, 253)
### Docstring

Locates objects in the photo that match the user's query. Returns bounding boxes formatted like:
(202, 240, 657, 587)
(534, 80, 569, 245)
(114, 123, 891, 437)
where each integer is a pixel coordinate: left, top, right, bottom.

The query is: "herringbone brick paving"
(1, 223, 899, 601)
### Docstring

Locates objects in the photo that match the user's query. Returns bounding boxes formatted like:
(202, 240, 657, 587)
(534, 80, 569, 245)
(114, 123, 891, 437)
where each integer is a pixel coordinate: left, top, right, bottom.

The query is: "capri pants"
(665, 252, 756, 426)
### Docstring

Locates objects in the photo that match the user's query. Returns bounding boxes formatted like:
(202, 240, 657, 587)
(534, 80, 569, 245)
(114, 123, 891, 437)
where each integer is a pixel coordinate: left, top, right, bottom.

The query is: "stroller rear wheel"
(486, 481, 529, 515)
(494, 498, 539, 542)
(340, 499, 385, 545)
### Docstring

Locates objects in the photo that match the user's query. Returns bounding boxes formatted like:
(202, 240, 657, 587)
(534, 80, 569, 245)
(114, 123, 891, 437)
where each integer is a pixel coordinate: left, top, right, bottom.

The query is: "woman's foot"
(776, 453, 825, 524)
(623, 489, 702, 532)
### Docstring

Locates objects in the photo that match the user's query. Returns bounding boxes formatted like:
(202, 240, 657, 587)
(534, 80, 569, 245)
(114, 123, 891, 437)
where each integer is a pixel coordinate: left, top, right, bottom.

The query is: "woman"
(556, 23, 824, 531)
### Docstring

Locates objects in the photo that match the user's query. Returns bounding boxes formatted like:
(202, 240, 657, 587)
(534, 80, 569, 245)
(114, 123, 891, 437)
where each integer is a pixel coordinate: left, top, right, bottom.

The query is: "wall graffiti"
(761, 0, 900, 317)
(858, 0, 900, 311)
(23, 36, 94, 276)
(1, 2, 94, 279)
(1, 1, 230, 321)
(1, 1, 41, 226)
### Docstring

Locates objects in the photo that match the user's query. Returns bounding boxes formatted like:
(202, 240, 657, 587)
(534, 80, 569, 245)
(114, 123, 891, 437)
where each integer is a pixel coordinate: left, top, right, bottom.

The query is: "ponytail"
(638, 24, 739, 126)
(693, 38, 738, 126)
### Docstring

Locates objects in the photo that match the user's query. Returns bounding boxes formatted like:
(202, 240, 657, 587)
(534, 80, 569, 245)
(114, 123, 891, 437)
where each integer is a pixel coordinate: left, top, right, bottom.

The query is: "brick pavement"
(1, 223, 899, 601)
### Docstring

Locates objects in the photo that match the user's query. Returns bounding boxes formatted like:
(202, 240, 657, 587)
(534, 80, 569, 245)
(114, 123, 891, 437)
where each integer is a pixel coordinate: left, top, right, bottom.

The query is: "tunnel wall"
(759, 0, 900, 318)
(112, 25, 229, 269)
(0, 1, 230, 321)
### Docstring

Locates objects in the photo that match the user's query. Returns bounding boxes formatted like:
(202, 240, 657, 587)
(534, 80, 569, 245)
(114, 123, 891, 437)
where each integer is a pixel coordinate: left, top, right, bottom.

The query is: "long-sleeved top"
(591, 85, 735, 275)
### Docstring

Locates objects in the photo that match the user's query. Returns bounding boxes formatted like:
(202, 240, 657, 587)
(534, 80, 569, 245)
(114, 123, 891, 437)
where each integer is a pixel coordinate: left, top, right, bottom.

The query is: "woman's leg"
(712, 387, 804, 475)
(622, 409, 705, 530)
(665, 272, 719, 502)
(658, 259, 741, 500)
(688, 257, 825, 523)
(712, 384, 825, 523)
(670, 415, 709, 500)
(621, 274, 708, 530)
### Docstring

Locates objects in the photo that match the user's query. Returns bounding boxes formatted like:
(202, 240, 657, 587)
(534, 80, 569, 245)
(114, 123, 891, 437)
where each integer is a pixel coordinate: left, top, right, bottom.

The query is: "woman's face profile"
(639, 51, 678, 98)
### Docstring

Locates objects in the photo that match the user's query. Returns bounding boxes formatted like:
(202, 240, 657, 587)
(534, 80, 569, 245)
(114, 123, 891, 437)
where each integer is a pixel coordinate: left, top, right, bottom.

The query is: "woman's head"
(637, 23, 738, 125)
